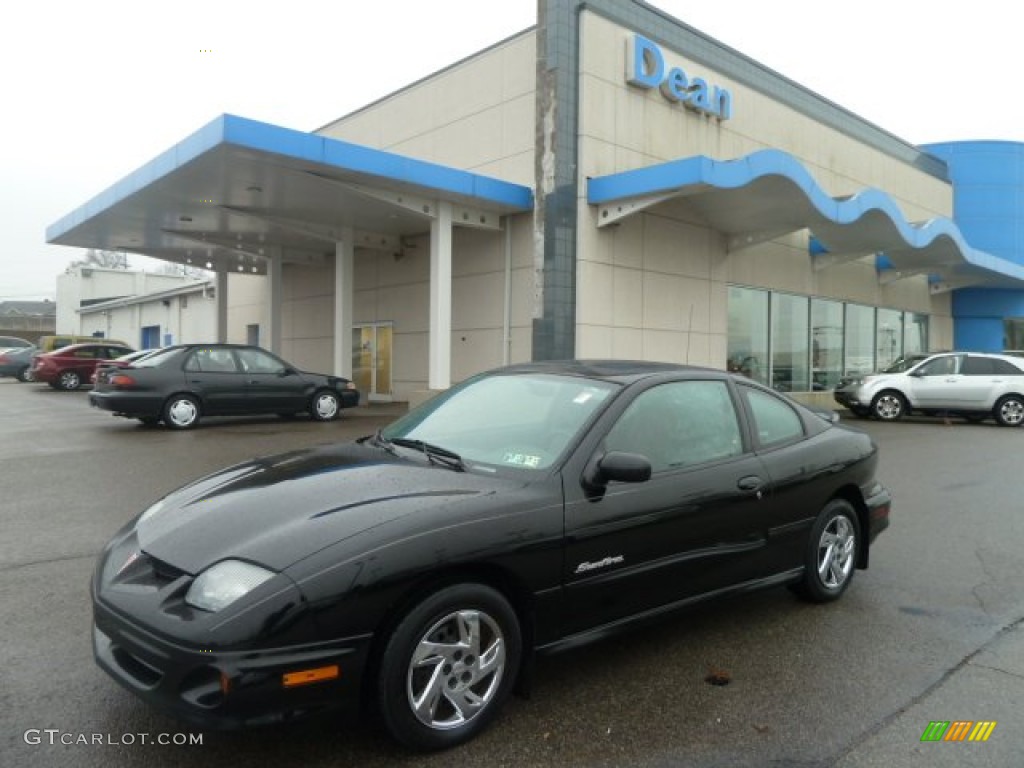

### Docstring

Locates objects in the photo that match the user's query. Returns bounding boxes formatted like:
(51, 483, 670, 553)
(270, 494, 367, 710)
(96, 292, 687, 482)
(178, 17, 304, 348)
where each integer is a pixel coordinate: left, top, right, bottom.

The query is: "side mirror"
(584, 451, 651, 494)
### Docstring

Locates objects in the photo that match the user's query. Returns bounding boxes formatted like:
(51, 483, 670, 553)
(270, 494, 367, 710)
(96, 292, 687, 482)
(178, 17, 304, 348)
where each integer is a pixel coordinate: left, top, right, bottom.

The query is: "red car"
(32, 342, 136, 391)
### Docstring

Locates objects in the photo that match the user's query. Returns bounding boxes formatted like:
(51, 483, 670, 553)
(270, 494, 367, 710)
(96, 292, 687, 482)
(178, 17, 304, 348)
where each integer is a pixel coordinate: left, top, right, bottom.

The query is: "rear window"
(131, 348, 182, 368)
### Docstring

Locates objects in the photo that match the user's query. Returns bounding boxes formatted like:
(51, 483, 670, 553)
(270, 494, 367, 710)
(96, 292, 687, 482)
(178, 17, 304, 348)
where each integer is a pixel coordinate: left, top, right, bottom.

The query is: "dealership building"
(47, 0, 1024, 405)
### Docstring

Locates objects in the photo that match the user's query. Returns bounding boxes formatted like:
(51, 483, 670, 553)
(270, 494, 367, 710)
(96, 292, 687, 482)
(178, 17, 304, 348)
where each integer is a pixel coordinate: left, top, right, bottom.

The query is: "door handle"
(737, 475, 764, 492)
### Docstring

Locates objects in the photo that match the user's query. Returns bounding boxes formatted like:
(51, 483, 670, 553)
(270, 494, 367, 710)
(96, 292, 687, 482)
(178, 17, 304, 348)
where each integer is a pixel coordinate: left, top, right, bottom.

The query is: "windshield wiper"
(361, 429, 400, 456)
(389, 437, 465, 471)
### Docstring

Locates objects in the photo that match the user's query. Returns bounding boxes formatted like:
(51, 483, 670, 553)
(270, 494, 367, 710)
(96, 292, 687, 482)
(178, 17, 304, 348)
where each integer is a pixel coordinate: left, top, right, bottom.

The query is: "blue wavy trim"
(588, 149, 1024, 283)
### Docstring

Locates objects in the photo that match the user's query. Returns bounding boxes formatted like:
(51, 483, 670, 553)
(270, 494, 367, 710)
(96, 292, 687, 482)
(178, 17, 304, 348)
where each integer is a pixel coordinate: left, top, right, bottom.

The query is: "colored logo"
(920, 721, 997, 742)
(625, 34, 732, 120)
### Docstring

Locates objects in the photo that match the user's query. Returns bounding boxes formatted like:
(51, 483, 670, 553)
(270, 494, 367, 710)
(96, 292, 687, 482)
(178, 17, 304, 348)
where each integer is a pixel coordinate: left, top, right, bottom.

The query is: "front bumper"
(92, 598, 372, 729)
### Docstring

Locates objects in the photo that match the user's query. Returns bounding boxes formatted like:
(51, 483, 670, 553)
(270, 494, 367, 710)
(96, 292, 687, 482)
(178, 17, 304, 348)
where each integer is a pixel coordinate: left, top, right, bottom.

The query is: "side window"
(918, 356, 959, 376)
(742, 387, 804, 447)
(604, 381, 743, 473)
(962, 356, 995, 375)
(185, 348, 239, 373)
(74, 347, 97, 359)
(236, 348, 286, 374)
(993, 358, 1024, 375)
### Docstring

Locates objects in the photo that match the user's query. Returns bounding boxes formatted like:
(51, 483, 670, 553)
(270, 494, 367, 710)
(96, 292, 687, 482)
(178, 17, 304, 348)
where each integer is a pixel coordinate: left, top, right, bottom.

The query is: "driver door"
(561, 379, 775, 637)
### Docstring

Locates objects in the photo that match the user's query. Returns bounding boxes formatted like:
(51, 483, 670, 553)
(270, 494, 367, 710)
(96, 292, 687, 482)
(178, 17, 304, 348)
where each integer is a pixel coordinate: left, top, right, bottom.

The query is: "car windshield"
(381, 372, 618, 471)
(881, 355, 929, 374)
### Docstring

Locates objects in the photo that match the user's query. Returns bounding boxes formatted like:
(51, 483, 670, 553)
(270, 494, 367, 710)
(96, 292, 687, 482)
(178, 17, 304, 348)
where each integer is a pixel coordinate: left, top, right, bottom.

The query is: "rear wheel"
(994, 395, 1024, 427)
(17, 367, 32, 382)
(377, 584, 521, 751)
(163, 395, 201, 430)
(310, 390, 340, 421)
(58, 370, 82, 391)
(871, 390, 906, 421)
(794, 499, 861, 603)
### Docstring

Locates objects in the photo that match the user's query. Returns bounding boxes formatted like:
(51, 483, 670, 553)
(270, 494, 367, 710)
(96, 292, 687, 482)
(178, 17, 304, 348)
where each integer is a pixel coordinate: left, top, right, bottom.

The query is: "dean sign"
(626, 34, 732, 120)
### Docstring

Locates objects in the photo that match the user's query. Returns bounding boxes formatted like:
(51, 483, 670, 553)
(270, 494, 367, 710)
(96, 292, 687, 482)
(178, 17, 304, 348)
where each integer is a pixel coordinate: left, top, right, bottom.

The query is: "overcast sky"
(3, 0, 1021, 300)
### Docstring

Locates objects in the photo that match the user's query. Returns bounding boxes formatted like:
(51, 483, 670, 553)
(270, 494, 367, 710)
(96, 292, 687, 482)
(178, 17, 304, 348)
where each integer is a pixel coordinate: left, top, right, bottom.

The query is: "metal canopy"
(588, 149, 1024, 290)
(47, 114, 534, 274)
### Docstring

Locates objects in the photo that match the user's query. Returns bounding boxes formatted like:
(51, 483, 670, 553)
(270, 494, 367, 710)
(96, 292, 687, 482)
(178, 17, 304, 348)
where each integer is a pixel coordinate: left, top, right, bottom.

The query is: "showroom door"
(352, 324, 393, 402)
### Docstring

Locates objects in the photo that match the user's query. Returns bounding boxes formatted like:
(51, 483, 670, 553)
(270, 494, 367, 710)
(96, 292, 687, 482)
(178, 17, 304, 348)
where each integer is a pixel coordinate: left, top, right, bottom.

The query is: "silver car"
(833, 352, 1024, 425)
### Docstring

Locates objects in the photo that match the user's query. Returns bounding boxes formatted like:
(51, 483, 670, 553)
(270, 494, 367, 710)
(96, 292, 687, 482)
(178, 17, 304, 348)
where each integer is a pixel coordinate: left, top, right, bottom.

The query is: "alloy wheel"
(817, 514, 856, 590)
(406, 608, 506, 731)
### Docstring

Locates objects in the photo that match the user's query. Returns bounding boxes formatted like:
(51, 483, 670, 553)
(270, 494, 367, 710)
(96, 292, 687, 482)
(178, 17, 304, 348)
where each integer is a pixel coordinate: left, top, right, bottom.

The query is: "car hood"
(136, 442, 520, 573)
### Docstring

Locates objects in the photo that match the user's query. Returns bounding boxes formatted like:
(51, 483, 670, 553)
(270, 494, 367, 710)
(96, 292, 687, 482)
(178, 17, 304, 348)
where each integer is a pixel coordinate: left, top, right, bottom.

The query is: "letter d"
(626, 35, 663, 89)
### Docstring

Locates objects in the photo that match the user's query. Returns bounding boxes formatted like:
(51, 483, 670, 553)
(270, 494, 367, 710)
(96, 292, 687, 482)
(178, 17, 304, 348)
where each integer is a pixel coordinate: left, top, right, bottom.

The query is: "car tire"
(994, 395, 1024, 427)
(58, 370, 82, 391)
(17, 367, 32, 383)
(870, 390, 906, 421)
(794, 499, 861, 603)
(310, 390, 340, 421)
(162, 395, 201, 430)
(376, 583, 522, 751)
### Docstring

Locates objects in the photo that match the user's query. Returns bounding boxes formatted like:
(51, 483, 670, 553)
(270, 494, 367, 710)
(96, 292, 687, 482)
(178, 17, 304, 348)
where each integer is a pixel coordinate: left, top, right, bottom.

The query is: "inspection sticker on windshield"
(503, 452, 541, 468)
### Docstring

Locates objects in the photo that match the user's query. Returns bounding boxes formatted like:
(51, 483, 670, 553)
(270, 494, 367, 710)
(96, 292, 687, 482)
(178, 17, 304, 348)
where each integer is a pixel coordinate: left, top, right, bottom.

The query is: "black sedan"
(91, 361, 890, 750)
(88, 344, 359, 429)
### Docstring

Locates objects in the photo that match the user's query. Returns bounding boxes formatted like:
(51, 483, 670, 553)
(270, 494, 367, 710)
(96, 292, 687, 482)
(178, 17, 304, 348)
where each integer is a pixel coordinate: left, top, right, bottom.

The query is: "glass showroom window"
(770, 293, 809, 392)
(876, 308, 903, 370)
(845, 304, 875, 376)
(903, 312, 928, 355)
(727, 286, 768, 384)
(811, 299, 843, 390)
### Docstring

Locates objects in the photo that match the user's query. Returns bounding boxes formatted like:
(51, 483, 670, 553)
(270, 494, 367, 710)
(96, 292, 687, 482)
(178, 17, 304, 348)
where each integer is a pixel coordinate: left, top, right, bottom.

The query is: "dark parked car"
(91, 361, 890, 749)
(31, 342, 136, 390)
(0, 345, 38, 382)
(88, 343, 359, 428)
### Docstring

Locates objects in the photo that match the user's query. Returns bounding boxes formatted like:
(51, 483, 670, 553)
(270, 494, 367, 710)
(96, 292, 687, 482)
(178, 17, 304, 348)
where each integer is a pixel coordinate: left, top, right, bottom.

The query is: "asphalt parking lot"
(3, 379, 1024, 767)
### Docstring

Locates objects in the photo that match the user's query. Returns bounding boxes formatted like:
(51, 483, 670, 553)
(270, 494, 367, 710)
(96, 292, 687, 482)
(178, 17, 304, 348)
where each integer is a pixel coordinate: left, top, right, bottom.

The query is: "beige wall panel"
(453, 272, 505, 329)
(612, 266, 644, 328)
(375, 284, 430, 333)
(319, 32, 535, 181)
(508, 326, 533, 363)
(577, 260, 614, 326)
(453, 229, 503, 276)
(611, 327, 643, 359)
(642, 273, 712, 333)
(451, 329, 505, 382)
(508, 267, 535, 327)
(577, 324, 613, 358)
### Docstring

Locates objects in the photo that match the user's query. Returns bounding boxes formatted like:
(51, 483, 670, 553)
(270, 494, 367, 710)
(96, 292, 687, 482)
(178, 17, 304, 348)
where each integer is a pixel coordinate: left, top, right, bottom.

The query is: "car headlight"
(186, 560, 275, 613)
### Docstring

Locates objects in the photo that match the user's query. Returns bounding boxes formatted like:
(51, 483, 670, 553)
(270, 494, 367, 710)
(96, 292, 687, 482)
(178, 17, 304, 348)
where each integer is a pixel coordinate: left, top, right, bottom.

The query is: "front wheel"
(994, 395, 1024, 427)
(310, 390, 340, 421)
(163, 395, 201, 430)
(376, 584, 521, 751)
(794, 499, 861, 603)
(871, 391, 906, 421)
(17, 367, 33, 383)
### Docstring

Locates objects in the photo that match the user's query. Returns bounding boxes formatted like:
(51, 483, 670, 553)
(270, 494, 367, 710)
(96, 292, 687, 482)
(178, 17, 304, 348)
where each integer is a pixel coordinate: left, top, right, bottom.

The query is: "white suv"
(833, 352, 1024, 426)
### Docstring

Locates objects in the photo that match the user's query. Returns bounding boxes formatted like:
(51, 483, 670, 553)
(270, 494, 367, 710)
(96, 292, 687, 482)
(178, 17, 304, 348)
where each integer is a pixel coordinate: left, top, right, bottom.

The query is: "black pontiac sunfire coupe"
(91, 360, 891, 750)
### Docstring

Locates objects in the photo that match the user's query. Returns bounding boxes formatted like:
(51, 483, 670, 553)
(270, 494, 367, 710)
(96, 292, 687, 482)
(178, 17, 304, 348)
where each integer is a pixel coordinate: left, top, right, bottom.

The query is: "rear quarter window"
(740, 386, 805, 447)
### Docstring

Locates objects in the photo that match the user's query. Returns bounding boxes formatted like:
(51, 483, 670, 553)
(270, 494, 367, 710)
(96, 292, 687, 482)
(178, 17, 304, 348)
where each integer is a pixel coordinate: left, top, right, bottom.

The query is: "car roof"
(495, 359, 725, 384)
(49, 342, 132, 353)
